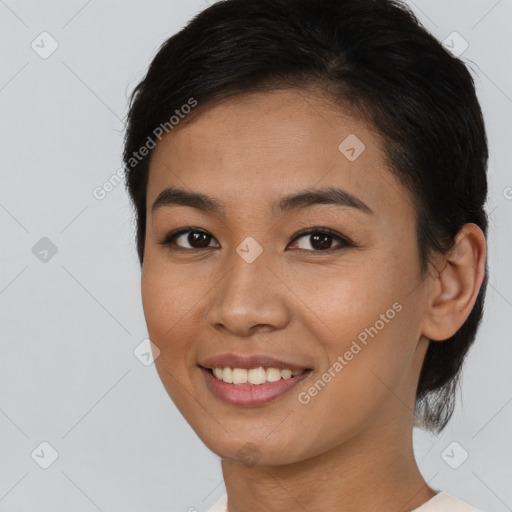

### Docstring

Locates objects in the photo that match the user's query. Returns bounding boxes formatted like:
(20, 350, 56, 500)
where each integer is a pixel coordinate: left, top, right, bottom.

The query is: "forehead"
(146, 88, 413, 222)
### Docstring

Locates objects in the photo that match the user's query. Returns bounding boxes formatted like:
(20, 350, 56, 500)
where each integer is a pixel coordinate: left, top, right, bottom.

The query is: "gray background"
(0, 0, 511, 510)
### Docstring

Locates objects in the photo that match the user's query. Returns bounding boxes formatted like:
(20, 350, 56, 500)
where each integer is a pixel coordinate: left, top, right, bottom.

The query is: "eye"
(159, 226, 354, 253)
(288, 228, 354, 252)
(158, 227, 220, 250)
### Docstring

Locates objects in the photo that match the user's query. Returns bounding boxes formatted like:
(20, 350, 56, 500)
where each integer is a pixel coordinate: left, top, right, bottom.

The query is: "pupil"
(190, 231, 210, 248)
(312, 234, 331, 250)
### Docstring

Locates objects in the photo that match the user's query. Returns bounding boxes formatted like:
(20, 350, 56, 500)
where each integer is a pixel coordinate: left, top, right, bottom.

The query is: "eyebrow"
(151, 186, 373, 216)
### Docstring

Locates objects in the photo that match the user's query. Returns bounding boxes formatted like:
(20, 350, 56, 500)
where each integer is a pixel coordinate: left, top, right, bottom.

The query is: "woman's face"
(142, 88, 433, 465)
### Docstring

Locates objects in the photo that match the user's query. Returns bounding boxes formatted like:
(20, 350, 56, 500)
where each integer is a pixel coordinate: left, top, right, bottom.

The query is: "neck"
(220, 417, 437, 512)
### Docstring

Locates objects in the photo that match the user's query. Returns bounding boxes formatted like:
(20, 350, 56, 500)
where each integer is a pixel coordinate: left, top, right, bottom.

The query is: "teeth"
(248, 367, 267, 385)
(281, 369, 292, 379)
(210, 366, 306, 384)
(232, 368, 247, 384)
(222, 367, 233, 383)
(266, 368, 281, 382)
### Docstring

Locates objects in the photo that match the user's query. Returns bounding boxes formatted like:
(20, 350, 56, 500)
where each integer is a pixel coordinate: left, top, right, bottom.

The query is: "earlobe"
(421, 223, 487, 342)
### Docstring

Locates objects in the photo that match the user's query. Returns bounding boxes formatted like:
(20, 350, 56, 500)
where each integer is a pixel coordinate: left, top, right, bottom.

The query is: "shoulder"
(206, 493, 228, 512)
(412, 491, 484, 512)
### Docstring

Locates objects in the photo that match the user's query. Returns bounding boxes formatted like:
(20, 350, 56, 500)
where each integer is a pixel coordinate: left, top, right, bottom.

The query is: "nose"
(206, 246, 291, 337)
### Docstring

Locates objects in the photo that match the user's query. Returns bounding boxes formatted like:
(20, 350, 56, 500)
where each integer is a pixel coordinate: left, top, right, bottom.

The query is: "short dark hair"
(123, 0, 489, 434)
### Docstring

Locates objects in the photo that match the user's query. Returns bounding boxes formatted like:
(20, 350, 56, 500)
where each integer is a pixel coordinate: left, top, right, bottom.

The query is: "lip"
(200, 366, 312, 406)
(199, 353, 311, 371)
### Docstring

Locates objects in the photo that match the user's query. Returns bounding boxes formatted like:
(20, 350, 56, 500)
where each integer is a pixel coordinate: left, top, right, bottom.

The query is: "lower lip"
(200, 367, 311, 406)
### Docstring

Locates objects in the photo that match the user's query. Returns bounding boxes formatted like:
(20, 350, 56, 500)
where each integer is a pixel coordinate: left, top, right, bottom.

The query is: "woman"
(123, 0, 488, 510)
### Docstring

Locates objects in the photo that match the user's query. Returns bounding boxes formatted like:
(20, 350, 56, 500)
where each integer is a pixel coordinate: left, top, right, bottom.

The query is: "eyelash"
(158, 226, 355, 254)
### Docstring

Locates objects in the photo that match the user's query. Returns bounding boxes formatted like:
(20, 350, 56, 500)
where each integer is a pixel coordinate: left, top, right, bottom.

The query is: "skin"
(141, 88, 487, 512)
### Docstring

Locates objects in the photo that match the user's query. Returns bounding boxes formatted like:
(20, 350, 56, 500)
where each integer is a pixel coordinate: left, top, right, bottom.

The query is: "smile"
(199, 366, 312, 406)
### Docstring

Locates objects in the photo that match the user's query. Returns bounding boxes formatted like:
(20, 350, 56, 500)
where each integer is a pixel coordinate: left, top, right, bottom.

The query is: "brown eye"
(159, 228, 220, 250)
(289, 228, 353, 252)
(159, 227, 354, 253)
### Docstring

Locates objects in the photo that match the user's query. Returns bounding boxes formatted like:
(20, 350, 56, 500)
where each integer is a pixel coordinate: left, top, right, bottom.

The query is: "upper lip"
(199, 353, 311, 371)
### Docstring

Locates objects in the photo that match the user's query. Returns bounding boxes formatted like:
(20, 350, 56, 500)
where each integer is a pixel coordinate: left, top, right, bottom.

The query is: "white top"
(207, 491, 482, 512)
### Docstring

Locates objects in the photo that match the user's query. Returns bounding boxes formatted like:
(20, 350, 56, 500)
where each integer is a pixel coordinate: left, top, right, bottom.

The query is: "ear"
(421, 223, 487, 342)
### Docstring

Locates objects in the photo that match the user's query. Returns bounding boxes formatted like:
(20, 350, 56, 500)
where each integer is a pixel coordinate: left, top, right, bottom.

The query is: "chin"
(194, 425, 313, 467)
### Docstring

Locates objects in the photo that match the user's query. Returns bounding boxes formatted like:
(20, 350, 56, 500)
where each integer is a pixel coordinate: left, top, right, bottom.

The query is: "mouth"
(198, 359, 313, 406)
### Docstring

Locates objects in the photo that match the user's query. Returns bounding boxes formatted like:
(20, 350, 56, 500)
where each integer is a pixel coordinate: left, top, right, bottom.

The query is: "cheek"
(307, 283, 414, 408)
(141, 262, 203, 413)
(295, 256, 403, 341)
(141, 260, 200, 362)
(299, 254, 420, 394)
(293, 300, 418, 453)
